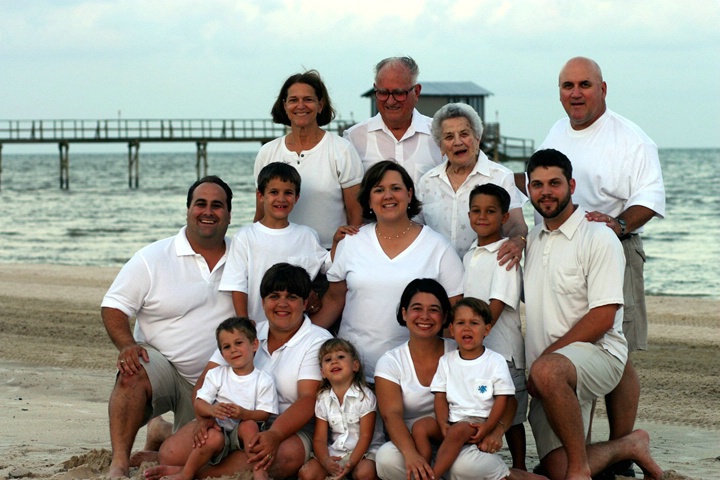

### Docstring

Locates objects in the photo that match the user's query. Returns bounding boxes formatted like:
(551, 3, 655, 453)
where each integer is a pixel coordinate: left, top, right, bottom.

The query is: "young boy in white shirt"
(220, 162, 330, 324)
(463, 182, 528, 471)
(169, 317, 278, 480)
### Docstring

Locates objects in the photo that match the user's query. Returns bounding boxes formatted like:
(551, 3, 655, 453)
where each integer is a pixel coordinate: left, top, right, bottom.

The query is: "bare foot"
(626, 430, 663, 480)
(144, 465, 182, 480)
(130, 450, 160, 468)
(107, 464, 130, 479)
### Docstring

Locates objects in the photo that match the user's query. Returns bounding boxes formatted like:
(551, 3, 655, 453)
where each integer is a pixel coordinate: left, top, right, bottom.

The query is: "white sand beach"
(0, 264, 718, 480)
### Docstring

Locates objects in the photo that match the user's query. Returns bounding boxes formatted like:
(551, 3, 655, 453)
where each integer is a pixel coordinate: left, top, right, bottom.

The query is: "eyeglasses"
(374, 85, 416, 102)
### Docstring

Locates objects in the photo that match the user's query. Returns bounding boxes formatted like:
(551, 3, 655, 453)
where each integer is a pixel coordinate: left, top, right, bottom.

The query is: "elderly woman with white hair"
(416, 103, 527, 266)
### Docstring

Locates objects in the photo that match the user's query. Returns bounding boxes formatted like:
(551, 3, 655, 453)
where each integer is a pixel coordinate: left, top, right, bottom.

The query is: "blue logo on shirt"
(478, 385, 488, 394)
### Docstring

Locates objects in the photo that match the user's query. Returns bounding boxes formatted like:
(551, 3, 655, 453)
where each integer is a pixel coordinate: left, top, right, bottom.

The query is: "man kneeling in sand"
(101, 176, 236, 477)
(523, 149, 663, 479)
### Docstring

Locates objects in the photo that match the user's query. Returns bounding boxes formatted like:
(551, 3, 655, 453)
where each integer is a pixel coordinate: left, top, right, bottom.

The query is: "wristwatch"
(616, 218, 627, 237)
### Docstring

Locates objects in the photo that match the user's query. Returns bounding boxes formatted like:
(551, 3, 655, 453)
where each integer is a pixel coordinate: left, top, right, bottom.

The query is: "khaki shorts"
(529, 342, 624, 460)
(138, 344, 195, 431)
(622, 234, 647, 351)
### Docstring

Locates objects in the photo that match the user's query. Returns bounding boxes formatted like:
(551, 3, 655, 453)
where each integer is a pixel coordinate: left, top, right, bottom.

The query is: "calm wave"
(0, 149, 717, 298)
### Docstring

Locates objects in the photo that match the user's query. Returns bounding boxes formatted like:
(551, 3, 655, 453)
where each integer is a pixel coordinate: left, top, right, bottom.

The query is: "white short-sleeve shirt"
(524, 207, 628, 368)
(197, 366, 278, 430)
(374, 339, 457, 428)
(463, 238, 525, 368)
(538, 109, 665, 231)
(219, 222, 330, 324)
(315, 384, 385, 457)
(253, 132, 364, 248)
(343, 110, 443, 186)
(417, 153, 527, 256)
(327, 224, 464, 381)
(102, 227, 235, 384)
(431, 348, 515, 422)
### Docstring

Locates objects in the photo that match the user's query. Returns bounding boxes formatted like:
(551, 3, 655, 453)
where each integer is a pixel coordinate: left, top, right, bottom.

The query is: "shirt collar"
(428, 150, 492, 180)
(541, 205, 585, 240)
(258, 316, 313, 349)
(368, 109, 429, 137)
(468, 237, 507, 255)
(329, 383, 363, 403)
(174, 226, 196, 256)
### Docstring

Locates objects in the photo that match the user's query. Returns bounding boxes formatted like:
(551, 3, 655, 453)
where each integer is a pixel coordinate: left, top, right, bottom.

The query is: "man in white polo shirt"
(343, 56, 443, 185)
(102, 176, 236, 478)
(523, 149, 662, 480)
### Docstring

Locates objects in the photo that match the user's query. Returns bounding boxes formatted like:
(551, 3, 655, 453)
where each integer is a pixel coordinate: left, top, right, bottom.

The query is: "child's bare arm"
(488, 299, 506, 328)
(434, 391, 450, 437)
(470, 395, 510, 443)
(194, 397, 218, 419)
(229, 404, 271, 423)
(312, 418, 343, 476)
(231, 291, 249, 317)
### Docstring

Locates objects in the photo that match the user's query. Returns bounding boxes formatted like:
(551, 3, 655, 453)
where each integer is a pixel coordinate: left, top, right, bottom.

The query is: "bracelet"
(497, 420, 506, 433)
(516, 235, 527, 244)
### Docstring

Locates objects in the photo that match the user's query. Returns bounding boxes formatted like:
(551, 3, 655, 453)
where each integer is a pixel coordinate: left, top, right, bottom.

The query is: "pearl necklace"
(376, 221, 414, 240)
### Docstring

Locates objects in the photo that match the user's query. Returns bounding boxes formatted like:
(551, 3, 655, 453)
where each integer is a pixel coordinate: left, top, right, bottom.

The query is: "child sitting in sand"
(413, 298, 516, 480)
(299, 338, 383, 480)
(164, 317, 278, 480)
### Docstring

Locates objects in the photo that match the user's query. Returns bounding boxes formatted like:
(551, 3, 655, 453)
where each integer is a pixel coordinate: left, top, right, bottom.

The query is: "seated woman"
(312, 161, 464, 383)
(145, 263, 333, 480)
(374, 279, 536, 480)
(416, 102, 527, 263)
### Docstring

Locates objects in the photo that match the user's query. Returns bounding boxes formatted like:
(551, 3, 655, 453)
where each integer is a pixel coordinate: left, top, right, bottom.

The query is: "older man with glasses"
(344, 56, 443, 185)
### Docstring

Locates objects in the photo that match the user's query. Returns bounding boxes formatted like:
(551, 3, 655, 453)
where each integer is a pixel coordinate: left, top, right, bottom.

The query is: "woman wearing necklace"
(312, 161, 463, 383)
(416, 103, 528, 264)
(253, 70, 364, 250)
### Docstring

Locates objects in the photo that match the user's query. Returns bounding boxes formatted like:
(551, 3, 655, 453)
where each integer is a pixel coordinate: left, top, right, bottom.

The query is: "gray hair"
(374, 56, 419, 85)
(431, 103, 484, 146)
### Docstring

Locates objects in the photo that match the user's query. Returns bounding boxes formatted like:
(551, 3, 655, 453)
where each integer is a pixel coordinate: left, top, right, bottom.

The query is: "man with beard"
(522, 149, 662, 480)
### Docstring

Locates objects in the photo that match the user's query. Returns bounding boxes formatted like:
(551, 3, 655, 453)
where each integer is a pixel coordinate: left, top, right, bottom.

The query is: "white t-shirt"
(463, 238, 525, 368)
(253, 131, 364, 248)
(538, 109, 665, 231)
(211, 317, 332, 416)
(102, 227, 235, 384)
(197, 366, 278, 430)
(374, 339, 457, 428)
(417, 152, 527, 256)
(431, 349, 515, 422)
(327, 224, 464, 381)
(315, 384, 385, 457)
(524, 207, 628, 368)
(219, 222, 330, 324)
(343, 109, 443, 185)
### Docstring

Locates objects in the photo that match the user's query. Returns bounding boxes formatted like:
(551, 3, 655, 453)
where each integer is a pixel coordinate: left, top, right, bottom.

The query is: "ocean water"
(0, 149, 717, 298)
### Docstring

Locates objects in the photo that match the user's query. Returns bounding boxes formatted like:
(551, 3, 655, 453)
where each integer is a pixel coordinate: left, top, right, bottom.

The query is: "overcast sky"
(2, 0, 719, 153)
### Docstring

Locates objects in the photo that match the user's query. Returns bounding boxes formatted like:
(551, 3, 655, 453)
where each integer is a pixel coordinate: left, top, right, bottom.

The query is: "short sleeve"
(196, 368, 222, 404)
(374, 351, 402, 384)
(256, 372, 279, 415)
(101, 250, 151, 317)
(430, 355, 449, 393)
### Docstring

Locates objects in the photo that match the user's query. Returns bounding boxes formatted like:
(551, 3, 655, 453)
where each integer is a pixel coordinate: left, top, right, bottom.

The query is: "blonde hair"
(317, 338, 370, 399)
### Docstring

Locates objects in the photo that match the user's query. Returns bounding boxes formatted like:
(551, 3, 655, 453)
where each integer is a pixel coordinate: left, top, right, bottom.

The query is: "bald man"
(518, 57, 665, 478)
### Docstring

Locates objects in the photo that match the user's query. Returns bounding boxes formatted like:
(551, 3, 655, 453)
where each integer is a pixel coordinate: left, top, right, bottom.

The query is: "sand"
(0, 263, 718, 480)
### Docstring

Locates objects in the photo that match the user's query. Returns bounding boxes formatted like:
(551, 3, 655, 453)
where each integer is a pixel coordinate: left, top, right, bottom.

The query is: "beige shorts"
(529, 342, 624, 460)
(136, 344, 195, 432)
(508, 359, 528, 426)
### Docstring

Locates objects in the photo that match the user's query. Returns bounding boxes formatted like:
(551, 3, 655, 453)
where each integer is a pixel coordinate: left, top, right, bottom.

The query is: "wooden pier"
(0, 118, 532, 190)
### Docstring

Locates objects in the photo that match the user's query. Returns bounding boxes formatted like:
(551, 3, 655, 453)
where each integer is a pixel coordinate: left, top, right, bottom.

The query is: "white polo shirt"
(463, 238, 525, 368)
(524, 207, 628, 368)
(343, 109, 443, 185)
(102, 227, 235, 384)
